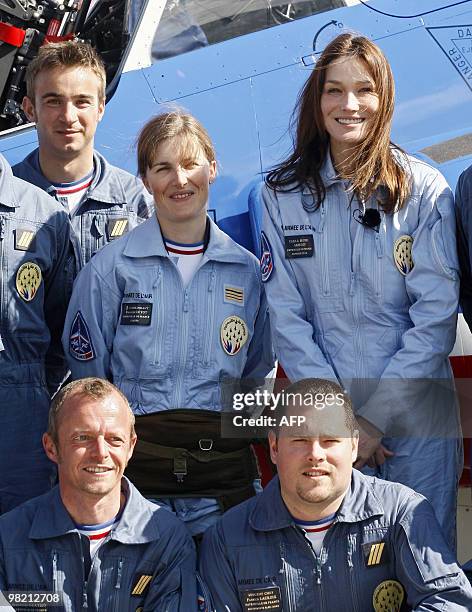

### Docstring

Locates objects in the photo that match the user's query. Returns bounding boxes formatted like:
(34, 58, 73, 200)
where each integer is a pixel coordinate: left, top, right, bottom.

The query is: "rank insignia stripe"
(363, 541, 388, 567)
(224, 285, 244, 306)
(131, 574, 153, 596)
(14, 228, 35, 251)
(16, 262, 42, 302)
(108, 218, 129, 240)
(69, 311, 95, 362)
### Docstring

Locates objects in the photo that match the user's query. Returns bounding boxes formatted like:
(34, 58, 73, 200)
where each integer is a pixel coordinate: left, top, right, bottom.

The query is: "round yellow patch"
(393, 235, 414, 276)
(373, 579, 405, 612)
(220, 315, 248, 355)
(16, 262, 42, 302)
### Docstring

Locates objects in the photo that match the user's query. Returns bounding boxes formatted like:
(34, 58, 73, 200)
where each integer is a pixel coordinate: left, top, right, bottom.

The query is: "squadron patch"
(224, 285, 244, 306)
(16, 262, 42, 301)
(15, 228, 35, 251)
(372, 580, 405, 612)
(363, 541, 389, 567)
(393, 235, 414, 275)
(107, 218, 129, 240)
(221, 315, 248, 355)
(69, 311, 95, 361)
(131, 574, 152, 597)
(260, 231, 273, 282)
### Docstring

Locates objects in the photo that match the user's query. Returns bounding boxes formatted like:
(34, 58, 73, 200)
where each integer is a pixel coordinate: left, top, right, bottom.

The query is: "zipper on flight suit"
(318, 202, 331, 296)
(347, 534, 360, 612)
(291, 525, 328, 611)
(351, 196, 365, 379)
(152, 267, 163, 365)
(112, 557, 124, 612)
(172, 278, 190, 408)
(202, 267, 217, 367)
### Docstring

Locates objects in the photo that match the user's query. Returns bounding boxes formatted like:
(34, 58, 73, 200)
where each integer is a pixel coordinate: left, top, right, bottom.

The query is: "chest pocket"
(2, 218, 48, 334)
(286, 204, 344, 314)
(81, 209, 140, 262)
(353, 527, 405, 612)
(193, 268, 257, 380)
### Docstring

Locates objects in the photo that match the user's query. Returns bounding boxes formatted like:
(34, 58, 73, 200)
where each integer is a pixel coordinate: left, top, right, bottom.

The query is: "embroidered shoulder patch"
(393, 235, 414, 276)
(260, 231, 274, 282)
(16, 262, 42, 301)
(221, 315, 249, 355)
(372, 579, 404, 612)
(69, 311, 95, 361)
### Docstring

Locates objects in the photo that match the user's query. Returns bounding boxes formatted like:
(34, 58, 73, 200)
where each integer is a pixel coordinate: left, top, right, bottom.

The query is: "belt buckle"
(199, 439, 213, 451)
(173, 456, 187, 482)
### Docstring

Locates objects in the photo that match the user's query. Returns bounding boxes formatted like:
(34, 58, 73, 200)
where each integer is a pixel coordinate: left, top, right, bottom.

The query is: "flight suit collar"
(0, 153, 20, 208)
(124, 214, 248, 265)
(17, 149, 129, 206)
(29, 478, 160, 544)
(319, 151, 343, 189)
(87, 151, 129, 206)
(249, 470, 383, 532)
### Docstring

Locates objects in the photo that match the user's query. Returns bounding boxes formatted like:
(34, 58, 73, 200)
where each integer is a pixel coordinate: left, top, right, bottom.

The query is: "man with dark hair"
(0, 378, 196, 611)
(13, 40, 152, 268)
(200, 378, 472, 611)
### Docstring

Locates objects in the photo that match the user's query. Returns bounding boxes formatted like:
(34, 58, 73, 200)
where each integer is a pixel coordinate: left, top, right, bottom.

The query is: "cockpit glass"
(131, 0, 358, 62)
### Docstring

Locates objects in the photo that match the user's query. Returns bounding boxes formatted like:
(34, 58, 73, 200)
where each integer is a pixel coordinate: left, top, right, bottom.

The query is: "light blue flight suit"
(0, 154, 72, 513)
(63, 214, 273, 534)
(0, 478, 197, 611)
(199, 470, 472, 611)
(261, 152, 462, 548)
(13, 148, 153, 269)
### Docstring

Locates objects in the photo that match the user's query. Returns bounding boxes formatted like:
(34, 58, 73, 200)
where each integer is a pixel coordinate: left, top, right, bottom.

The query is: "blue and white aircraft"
(1, 0, 472, 248)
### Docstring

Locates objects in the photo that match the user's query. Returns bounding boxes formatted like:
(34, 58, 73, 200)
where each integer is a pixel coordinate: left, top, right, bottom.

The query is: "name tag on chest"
(284, 234, 314, 259)
(120, 302, 152, 326)
(241, 586, 282, 611)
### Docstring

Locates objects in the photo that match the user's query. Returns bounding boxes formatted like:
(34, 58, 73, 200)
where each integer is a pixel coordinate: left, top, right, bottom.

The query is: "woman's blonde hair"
(266, 33, 411, 213)
(137, 111, 216, 177)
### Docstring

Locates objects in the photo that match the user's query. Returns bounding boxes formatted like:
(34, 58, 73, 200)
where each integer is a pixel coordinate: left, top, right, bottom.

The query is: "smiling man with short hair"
(200, 378, 472, 611)
(13, 41, 152, 268)
(0, 378, 196, 612)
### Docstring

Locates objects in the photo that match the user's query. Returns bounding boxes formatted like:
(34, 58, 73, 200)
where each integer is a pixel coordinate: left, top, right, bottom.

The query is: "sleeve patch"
(260, 231, 274, 282)
(69, 311, 95, 361)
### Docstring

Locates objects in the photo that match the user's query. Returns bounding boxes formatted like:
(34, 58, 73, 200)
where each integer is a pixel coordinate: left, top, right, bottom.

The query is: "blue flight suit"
(0, 478, 196, 611)
(199, 470, 472, 611)
(62, 214, 272, 407)
(0, 154, 71, 513)
(455, 164, 472, 331)
(13, 148, 153, 269)
(261, 152, 462, 547)
(62, 214, 273, 534)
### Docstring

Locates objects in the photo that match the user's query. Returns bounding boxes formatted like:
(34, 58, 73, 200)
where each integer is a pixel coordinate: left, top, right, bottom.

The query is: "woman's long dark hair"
(266, 33, 411, 213)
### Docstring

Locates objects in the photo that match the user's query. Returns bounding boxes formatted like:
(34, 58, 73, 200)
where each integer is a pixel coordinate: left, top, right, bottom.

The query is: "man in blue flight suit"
(0, 378, 196, 611)
(12, 40, 153, 269)
(0, 153, 71, 513)
(199, 378, 472, 611)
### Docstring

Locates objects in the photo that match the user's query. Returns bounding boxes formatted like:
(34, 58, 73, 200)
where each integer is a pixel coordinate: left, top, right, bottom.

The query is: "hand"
(353, 416, 394, 469)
